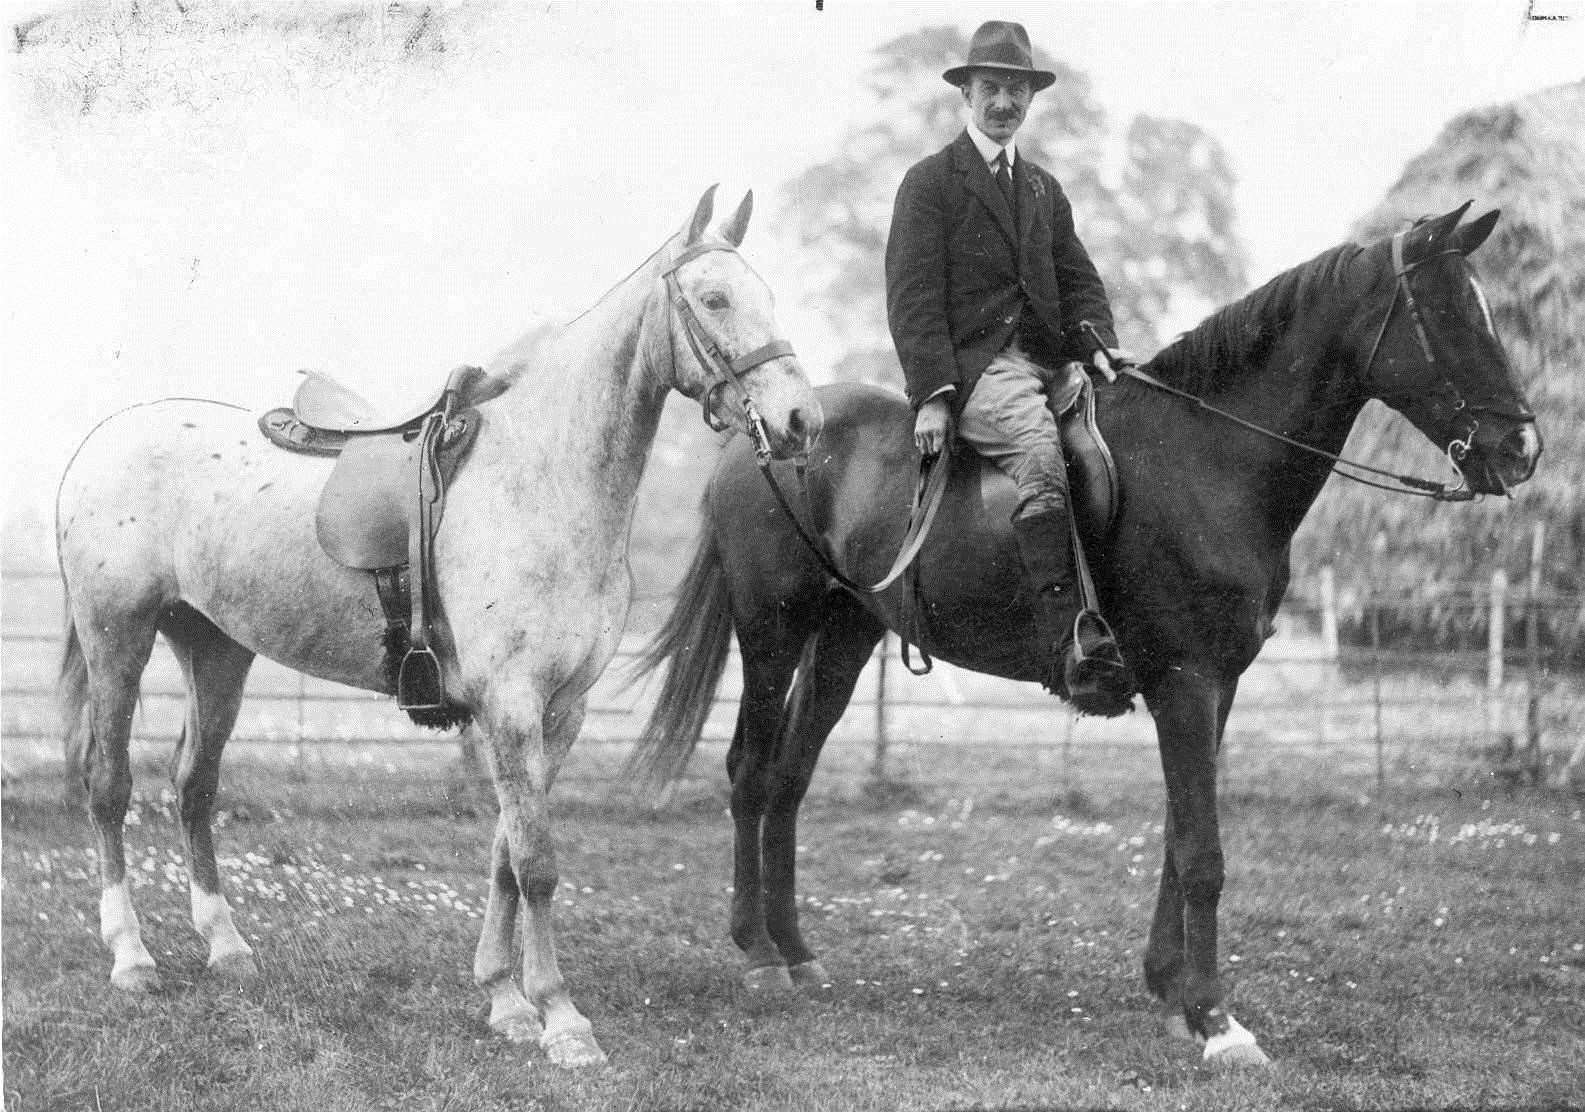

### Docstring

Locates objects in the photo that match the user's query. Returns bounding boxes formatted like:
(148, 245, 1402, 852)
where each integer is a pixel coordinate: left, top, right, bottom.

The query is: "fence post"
(1318, 565, 1337, 747)
(1487, 569, 1507, 750)
(871, 632, 891, 781)
(1525, 522, 1546, 784)
(294, 669, 308, 781)
(1370, 587, 1384, 808)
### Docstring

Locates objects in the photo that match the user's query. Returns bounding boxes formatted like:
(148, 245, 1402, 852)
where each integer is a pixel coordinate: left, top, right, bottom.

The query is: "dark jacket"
(885, 130, 1118, 411)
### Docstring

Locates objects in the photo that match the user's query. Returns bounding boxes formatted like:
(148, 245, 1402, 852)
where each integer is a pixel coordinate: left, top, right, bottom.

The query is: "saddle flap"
(313, 410, 483, 570)
(1057, 371, 1120, 536)
(315, 431, 422, 569)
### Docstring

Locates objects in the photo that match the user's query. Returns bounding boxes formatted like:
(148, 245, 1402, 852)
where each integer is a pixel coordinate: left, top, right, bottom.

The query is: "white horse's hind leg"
(76, 606, 162, 992)
(165, 606, 258, 980)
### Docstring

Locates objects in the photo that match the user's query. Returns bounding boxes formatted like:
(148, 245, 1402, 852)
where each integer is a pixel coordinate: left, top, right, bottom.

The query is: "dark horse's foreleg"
(1145, 667, 1270, 1066)
(726, 592, 882, 990)
(726, 611, 810, 989)
(760, 593, 884, 986)
(1145, 677, 1237, 1023)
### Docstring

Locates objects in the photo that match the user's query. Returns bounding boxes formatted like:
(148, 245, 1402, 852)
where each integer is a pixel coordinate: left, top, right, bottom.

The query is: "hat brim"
(943, 63, 1056, 92)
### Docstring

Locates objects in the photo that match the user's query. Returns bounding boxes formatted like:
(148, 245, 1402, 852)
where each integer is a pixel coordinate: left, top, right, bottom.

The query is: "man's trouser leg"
(958, 355, 1077, 689)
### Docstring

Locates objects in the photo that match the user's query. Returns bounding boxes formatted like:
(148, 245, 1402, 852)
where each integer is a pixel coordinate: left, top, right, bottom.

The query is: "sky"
(1, 0, 1582, 543)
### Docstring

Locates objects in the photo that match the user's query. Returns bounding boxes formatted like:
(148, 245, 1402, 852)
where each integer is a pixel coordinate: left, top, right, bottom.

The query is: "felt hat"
(942, 21, 1056, 91)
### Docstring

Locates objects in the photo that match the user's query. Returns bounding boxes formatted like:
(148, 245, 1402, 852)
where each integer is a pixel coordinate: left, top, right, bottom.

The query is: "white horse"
(55, 187, 821, 1068)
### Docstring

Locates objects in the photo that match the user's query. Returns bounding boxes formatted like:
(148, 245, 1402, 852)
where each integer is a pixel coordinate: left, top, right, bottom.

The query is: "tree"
(777, 26, 1246, 386)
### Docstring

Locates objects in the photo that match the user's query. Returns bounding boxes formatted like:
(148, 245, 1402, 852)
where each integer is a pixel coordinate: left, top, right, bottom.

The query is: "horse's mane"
(1143, 241, 1367, 395)
(492, 238, 679, 387)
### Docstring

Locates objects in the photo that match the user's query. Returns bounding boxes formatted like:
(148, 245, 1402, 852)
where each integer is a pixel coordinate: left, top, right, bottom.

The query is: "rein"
(1082, 231, 1487, 503)
(759, 446, 952, 596)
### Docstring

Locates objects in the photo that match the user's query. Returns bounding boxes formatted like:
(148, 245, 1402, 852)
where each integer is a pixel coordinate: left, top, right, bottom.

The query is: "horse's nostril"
(789, 408, 817, 449)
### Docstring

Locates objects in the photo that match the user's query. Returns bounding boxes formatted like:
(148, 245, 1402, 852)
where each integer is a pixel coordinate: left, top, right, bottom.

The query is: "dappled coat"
(886, 129, 1118, 411)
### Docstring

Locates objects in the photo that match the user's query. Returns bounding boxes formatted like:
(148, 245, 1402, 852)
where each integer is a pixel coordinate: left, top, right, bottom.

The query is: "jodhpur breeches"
(956, 350, 1069, 521)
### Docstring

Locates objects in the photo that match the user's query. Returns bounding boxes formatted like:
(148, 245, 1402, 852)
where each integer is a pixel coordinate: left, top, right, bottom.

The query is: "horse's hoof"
(1201, 1014, 1272, 1068)
(490, 1008, 544, 1044)
(541, 1027, 607, 1069)
(208, 952, 259, 982)
(788, 960, 832, 991)
(110, 962, 162, 994)
(742, 964, 794, 993)
(1163, 1012, 1194, 1042)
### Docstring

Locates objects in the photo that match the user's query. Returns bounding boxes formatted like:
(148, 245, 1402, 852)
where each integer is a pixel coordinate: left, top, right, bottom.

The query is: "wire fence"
(5, 567, 1582, 798)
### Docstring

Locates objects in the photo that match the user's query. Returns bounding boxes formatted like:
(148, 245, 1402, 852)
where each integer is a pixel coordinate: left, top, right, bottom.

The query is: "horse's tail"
(625, 525, 734, 790)
(59, 595, 90, 803)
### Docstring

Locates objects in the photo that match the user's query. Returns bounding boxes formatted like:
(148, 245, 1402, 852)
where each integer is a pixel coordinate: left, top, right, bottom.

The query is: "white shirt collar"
(967, 124, 1016, 168)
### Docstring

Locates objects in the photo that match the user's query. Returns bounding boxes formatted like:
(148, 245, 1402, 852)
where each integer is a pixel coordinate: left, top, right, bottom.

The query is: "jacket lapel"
(951, 132, 1017, 247)
(1013, 154, 1037, 252)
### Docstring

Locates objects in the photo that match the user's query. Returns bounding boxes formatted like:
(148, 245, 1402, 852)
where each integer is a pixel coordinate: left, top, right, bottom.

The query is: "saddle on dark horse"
(258, 365, 502, 724)
(763, 358, 1131, 715)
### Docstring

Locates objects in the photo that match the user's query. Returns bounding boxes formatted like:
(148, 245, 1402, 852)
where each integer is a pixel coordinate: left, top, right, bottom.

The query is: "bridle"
(1358, 232, 1486, 490)
(661, 241, 794, 451)
(1097, 228, 1516, 502)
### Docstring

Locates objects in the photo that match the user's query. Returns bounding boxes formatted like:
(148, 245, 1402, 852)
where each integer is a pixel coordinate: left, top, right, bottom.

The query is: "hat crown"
(942, 20, 1055, 91)
(964, 20, 1035, 70)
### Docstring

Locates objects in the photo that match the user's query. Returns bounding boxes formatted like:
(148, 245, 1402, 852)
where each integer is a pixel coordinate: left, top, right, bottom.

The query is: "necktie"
(993, 150, 1015, 212)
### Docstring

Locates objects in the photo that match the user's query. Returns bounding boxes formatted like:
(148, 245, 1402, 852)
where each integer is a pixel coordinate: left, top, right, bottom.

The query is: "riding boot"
(1012, 509, 1133, 712)
(1010, 510, 1079, 694)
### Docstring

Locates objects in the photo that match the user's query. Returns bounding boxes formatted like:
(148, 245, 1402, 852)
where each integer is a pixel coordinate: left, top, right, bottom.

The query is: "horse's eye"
(702, 293, 729, 311)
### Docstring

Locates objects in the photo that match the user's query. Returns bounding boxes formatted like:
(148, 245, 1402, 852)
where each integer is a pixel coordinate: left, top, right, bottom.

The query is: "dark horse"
(630, 203, 1540, 1066)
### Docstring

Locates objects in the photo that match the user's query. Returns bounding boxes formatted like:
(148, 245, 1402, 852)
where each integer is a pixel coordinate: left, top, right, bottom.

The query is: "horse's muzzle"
(1469, 418, 1541, 493)
(781, 400, 824, 456)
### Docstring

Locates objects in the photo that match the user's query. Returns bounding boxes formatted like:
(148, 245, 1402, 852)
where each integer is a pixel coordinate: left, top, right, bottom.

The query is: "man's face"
(963, 70, 1033, 144)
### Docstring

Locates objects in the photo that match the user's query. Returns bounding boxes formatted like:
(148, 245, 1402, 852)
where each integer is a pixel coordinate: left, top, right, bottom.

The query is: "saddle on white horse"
(258, 365, 503, 720)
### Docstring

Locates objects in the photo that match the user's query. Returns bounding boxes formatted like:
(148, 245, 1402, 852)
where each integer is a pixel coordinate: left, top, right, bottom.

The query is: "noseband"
(661, 242, 795, 459)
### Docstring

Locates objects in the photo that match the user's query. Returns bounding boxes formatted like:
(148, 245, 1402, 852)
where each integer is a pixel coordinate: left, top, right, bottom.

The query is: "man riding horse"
(886, 19, 1129, 695)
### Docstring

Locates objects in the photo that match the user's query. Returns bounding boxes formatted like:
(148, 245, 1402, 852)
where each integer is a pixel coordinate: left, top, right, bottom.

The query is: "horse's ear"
(1453, 208, 1501, 255)
(723, 190, 753, 247)
(1428, 200, 1475, 242)
(1405, 199, 1474, 261)
(686, 185, 719, 245)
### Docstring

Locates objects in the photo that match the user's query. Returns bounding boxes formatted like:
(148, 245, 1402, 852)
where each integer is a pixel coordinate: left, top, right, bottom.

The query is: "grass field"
(4, 738, 1583, 1112)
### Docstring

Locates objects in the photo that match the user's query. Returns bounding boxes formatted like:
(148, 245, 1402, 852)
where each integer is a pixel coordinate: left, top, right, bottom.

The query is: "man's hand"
(1090, 348, 1136, 383)
(913, 395, 953, 457)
